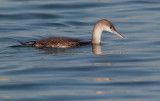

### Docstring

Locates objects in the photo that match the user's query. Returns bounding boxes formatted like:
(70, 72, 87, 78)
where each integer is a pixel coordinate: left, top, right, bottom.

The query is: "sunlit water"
(0, 0, 160, 101)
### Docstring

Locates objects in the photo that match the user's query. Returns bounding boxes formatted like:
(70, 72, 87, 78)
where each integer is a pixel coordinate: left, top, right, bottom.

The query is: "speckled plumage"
(18, 37, 91, 48)
(35, 37, 91, 48)
(18, 19, 124, 48)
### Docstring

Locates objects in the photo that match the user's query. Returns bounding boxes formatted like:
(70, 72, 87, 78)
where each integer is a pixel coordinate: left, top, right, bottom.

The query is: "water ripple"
(0, 13, 60, 20)
(36, 2, 107, 10)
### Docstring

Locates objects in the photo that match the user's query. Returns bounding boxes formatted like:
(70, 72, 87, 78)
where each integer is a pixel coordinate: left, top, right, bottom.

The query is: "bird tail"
(17, 40, 35, 46)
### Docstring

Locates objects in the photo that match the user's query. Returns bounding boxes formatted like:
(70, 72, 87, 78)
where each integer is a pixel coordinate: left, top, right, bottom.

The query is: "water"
(0, 0, 160, 100)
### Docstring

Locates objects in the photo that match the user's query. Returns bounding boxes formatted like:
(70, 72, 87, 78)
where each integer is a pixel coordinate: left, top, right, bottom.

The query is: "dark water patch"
(131, 0, 159, 4)
(36, 2, 107, 10)
(2, 65, 100, 75)
(64, 21, 89, 26)
(0, 13, 60, 20)
(118, 21, 151, 25)
(0, 7, 19, 12)
(31, 22, 67, 27)
(143, 7, 160, 11)
(0, 83, 44, 90)
(0, 13, 31, 20)
(10, 0, 30, 1)
(0, 37, 16, 42)
(62, 11, 93, 17)
(147, 40, 160, 46)
(105, 81, 160, 87)
(148, 50, 160, 54)
(29, 13, 60, 19)
(0, 27, 28, 32)
(107, 69, 153, 77)
(114, 0, 159, 5)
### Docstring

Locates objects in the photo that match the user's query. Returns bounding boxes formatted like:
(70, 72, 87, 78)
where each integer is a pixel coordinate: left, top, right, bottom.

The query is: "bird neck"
(91, 24, 103, 44)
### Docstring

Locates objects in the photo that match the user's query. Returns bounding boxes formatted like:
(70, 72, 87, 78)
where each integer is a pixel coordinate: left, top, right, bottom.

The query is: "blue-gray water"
(0, 0, 160, 101)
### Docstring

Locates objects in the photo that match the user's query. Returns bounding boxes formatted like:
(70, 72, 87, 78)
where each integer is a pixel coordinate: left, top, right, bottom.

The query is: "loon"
(18, 19, 125, 48)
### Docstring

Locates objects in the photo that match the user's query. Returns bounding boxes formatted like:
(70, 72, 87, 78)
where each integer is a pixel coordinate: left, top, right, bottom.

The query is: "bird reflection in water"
(36, 44, 123, 55)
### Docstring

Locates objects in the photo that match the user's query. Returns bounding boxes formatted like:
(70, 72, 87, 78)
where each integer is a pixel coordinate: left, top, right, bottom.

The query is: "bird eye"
(110, 26, 113, 29)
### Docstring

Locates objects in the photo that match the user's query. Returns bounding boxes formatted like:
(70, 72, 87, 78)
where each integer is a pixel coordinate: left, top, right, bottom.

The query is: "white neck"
(91, 25, 103, 44)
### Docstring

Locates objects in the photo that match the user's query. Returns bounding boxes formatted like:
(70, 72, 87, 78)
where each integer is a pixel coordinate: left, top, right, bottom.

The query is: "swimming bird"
(18, 19, 124, 48)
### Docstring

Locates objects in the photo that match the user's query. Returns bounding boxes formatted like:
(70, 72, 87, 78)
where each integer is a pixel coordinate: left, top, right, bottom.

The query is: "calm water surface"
(0, 0, 160, 101)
